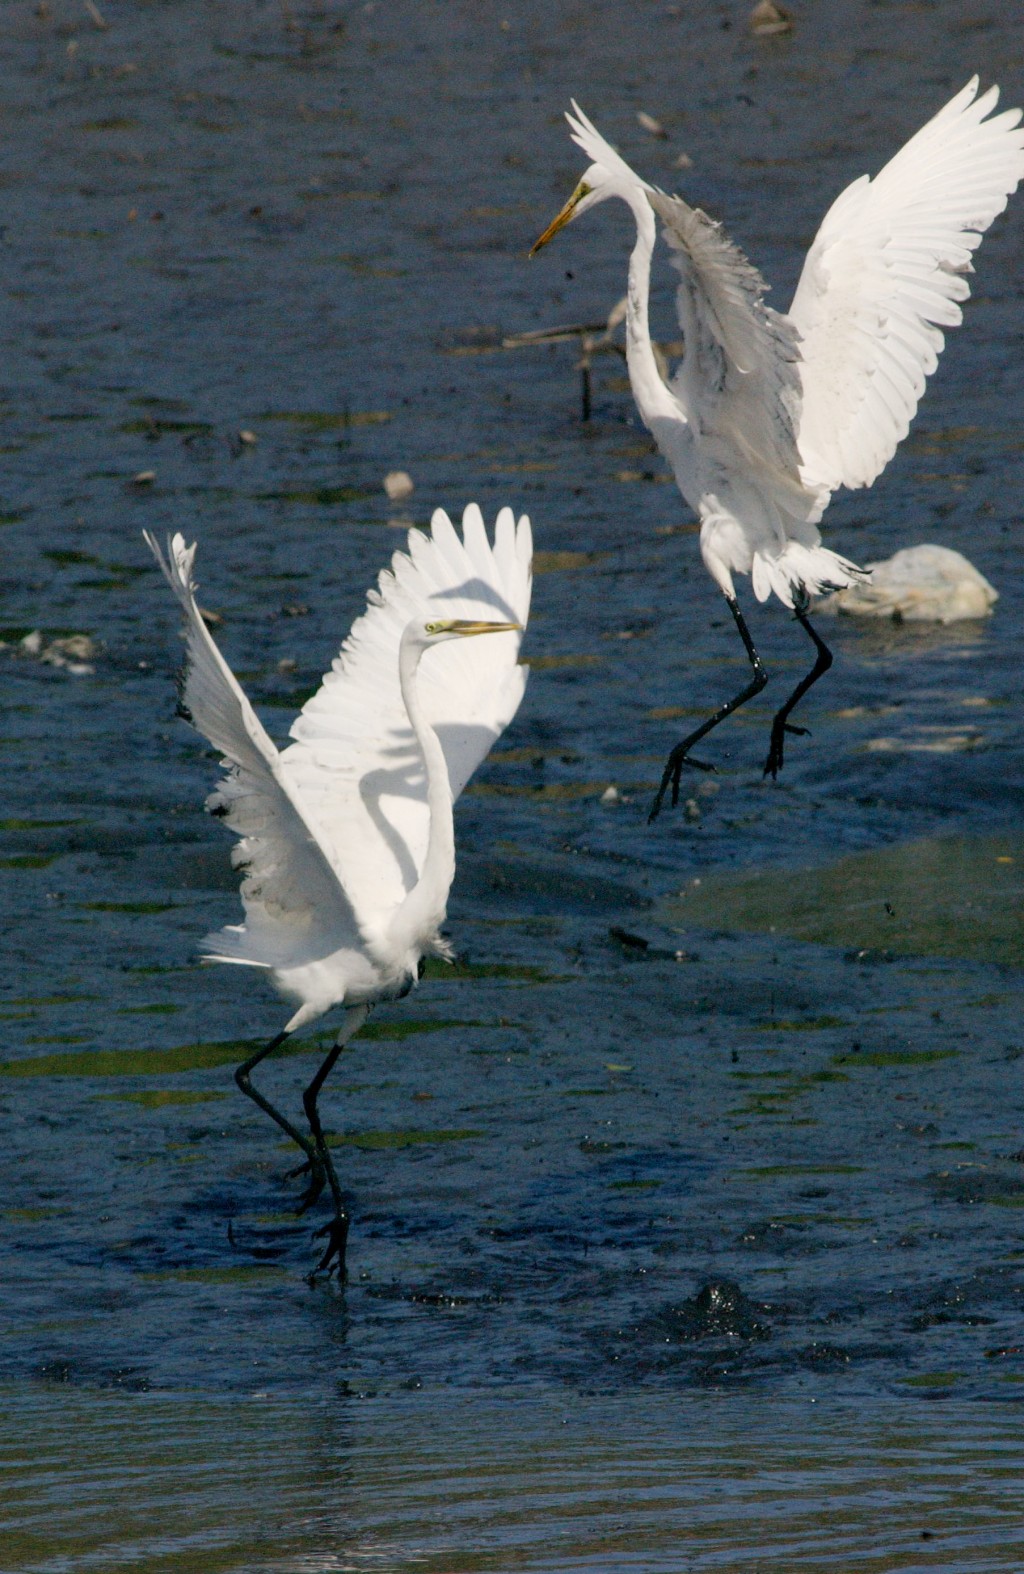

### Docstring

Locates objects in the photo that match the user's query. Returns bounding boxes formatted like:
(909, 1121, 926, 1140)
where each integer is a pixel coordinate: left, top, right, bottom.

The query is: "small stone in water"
(750, 0, 792, 35)
(636, 111, 667, 139)
(384, 470, 414, 501)
(600, 785, 621, 805)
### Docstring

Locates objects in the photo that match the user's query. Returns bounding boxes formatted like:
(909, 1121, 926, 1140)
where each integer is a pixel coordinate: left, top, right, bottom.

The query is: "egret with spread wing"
(146, 504, 532, 1278)
(531, 79, 1024, 818)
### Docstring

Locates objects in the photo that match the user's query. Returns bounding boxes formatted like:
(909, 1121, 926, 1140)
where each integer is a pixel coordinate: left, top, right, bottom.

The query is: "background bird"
(146, 503, 532, 1279)
(530, 78, 1024, 818)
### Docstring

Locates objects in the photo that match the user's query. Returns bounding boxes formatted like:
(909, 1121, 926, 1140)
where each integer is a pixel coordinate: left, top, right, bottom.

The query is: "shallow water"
(2, 0, 1024, 1567)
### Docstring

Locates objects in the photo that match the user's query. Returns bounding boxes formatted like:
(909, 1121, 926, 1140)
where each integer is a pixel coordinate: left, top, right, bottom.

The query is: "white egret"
(530, 79, 1024, 818)
(145, 504, 532, 1278)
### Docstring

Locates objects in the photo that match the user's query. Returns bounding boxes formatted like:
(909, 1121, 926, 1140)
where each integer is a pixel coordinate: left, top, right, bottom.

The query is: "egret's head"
(424, 617, 521, 642)
(530, 100, 652, 256)
(529, 171, 605, 256)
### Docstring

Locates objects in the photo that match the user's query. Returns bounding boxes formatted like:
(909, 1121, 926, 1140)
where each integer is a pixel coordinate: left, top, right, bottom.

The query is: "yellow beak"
(529, 180, 591, 257)
(447, 619, 521, 637)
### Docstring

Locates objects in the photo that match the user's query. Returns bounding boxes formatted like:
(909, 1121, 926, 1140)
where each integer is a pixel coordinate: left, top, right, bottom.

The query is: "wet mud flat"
(2, 0, 1024, 1568)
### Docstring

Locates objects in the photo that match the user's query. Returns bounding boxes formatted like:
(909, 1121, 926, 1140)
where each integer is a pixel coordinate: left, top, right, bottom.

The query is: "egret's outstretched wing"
(284, 505, 532, 950)
(647, 190, 821, 529)
(144, 532, 367, 971)
(791, 77, 1024, 493)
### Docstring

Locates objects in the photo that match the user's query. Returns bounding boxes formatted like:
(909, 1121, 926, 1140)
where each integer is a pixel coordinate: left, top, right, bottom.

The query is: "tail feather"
(751, 543, 868, 607)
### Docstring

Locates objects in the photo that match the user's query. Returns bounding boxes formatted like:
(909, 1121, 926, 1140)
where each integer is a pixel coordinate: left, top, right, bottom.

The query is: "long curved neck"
(388, 630, 454, 953)
(622, 191, 683, 429)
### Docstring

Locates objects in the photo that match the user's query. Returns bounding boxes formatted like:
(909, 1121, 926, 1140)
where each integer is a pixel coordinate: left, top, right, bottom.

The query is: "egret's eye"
(425, 620, 445, 635)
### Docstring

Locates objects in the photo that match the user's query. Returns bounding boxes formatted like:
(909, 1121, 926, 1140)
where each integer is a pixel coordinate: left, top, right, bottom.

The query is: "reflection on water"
(4, 1389, 1024, 1573)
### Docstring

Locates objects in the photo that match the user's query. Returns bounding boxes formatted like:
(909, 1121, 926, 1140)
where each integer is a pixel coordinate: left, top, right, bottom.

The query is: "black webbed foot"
(308, 1215, 349, 1282)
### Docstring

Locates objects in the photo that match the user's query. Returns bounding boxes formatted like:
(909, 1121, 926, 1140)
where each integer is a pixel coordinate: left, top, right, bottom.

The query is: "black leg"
(762, 596, 833, 779)
(575, 336, 591, 421)
(235, 1032, 326, 1212)
(649, 595, 768, 822)
(300, 1005, 370, 1281)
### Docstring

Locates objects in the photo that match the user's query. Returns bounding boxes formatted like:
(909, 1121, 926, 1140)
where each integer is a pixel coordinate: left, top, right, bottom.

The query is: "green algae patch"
(739, 1164, 865, 1179)
(0, 1039, 261, 1078)
(532, 551, 607, 574)
(328, 1127, 483, 1151)
(0, 1020, 480, 1078)
(419, 957, 560, 983)
(116, 1003, 184, 1016)
(354, 1018, 481, 1041)
(609, 1179, 661, 1192)
(761, 1016, 847, 1033)
(140, 1265, 288, 1285)
(661, 832, 1024, 966)
(8, 994, 96, 1006)
(0, 818, 81, 831)
(528, 654, 603, 672)
(255, 486, 374, 506)
(95, 1090, 228, 1108)
(835, 1048, 959, 1069)
(120, 419, 212, 436)
(901, 1371, 961, 1390)
(2, 1207, 67, 1222)
(258, 409, 391, 429)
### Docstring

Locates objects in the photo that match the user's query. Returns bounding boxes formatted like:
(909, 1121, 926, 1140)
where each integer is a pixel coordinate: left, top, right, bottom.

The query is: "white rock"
(600, 785, 621, 805)
(383, 470, 414, 502)
(818, 545, 998, 624)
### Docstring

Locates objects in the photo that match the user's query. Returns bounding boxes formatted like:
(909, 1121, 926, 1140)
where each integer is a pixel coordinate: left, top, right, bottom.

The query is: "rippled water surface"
(2, 0, 1024, 1567)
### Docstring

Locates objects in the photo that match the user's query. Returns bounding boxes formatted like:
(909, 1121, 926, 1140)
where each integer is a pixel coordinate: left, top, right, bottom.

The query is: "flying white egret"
(530, 78, 1024, 818)
(145, 504, 532, 1278)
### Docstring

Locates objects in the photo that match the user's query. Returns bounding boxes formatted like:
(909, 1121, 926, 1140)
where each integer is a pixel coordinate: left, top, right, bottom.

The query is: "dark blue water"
(2, 1, 1023, 1566)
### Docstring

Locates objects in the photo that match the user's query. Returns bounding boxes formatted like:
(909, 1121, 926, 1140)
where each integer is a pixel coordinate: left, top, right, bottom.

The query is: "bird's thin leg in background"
(579, 333, 594, 421)
(649, 595, 767, 822)
(235, 1033, 327, 1212)
(762, 594, 833, 779)
(302, 1005, 371, 1281)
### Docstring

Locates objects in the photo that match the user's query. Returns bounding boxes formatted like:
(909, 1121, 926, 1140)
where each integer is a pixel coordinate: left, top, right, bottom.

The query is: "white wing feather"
(791, 77, 1024, 492)
(143, 531, 368, 972)
(649, 189, 819, 529)
(283, 505, 532, 952)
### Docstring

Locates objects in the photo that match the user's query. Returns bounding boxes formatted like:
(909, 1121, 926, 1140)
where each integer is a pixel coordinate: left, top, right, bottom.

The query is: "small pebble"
(50, 634, 97, 661)
(238, 429, 257, 446)
(636, 111, 668, 139)
(132, 470, 156, 487)
(600, 785, 621, 805)
(384, 470, 414, 501)
(749, 0, 792, 35)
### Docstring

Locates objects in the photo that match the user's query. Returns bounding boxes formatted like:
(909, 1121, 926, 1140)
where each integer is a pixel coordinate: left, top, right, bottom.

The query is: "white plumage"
(146, 504, 532, 1277)
(147, 504, 531, 1025)
(531, 79, 1024, 808)
(791, 80, 1024, 496)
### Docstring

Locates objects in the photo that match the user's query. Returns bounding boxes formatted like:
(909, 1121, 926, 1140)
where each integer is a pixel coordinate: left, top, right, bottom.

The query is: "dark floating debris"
(644, 1280, 773, 1343)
